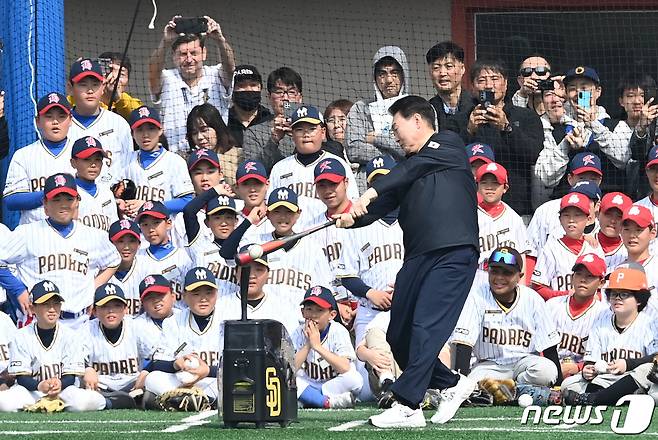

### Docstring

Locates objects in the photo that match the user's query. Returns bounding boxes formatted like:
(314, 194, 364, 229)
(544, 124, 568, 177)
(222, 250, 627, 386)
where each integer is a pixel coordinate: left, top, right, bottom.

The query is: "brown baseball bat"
(235, 219, 337, 265)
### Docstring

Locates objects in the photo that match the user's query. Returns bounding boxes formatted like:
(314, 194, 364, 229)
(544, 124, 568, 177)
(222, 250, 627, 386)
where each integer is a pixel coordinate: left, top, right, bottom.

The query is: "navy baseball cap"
(108, 219, 141, 242)
(207, 195, 238, 216)
(291, 105, 323, 127)
(466, 143, 495, 164)
(37, 92, 71, 116)
(569, 180, 602, 201)
(488, 246, 523, 272)
(314, 158, 346, 183)
(366, 155, 396, 183)
(31, 280, 64, 304)
(187, 148, 220, 170)
(72, 136, 107, 159)
(69, 58, 104, 83)
(569, 152, 602, 176)
(44, 173, 78, 200)
(564, 66, 600, 85)
(136, 201, 170, 221)
(646, 145, 658, 169)
(94, 283, 127, 307)
(139, 274, 171, 299)
(301, 285, 337, 311)
(233, 65, 262, 85)
(236, 159, 268, 184)
(267, 187, 299, 212)
(184, 267, 218, 291)
(129, 106, 162, 130)
(239, 244, 269, 267)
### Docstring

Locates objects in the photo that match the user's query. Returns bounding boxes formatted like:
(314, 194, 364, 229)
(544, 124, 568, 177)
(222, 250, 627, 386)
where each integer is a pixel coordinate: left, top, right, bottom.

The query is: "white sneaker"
(328, 392, 355, 409)
(430, 374, 476, 424)
(369, 401, 426, 428)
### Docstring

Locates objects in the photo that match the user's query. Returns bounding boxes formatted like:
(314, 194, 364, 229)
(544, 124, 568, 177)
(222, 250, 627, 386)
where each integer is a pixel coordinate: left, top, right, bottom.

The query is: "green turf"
(0, 405, 655, 439)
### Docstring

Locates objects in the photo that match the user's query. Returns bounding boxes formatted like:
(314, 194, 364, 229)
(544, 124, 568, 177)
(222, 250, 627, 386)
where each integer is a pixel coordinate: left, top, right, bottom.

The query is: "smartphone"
(478, 90, 495, 108)
(174, 17, 208, 35)
(96, 57, 112, 77)
(577, 90, 591, 110)
(282, 100, 300, 121)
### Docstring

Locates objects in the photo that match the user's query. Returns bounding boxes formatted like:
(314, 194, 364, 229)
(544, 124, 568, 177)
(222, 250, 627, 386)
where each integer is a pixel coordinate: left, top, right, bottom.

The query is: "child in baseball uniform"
(562, 265, 658, 404)
(70, 136, 119, 231)
(636, 145, 658, 221)
(465, 142, 495, 178)
(532, 192, 605, 300)
(4, 92, 75, 225)
(144, 268, 224, 408)
(0, 311, 17, 391)
(107, 219, 144, 315)
(135, 201, 192, 303)
(451, 247, 562, 391)
(0, 281, 101, 412)
(596, 192, 631, 269)
(234, 159, 271, 241)
(293, 286, 363, 409)
(546, 253, 609, 379)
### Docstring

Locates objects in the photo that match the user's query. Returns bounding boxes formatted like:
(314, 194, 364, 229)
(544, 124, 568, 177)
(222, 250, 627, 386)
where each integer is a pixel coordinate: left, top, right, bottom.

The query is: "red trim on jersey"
(568, 295, 596, 319)
(478, 200, 505, 219)
(650, 194, 658, 206)
(559, 236, 585, 255)
(596, 231, 622, 255)
(532, 282, 569, 300)
(524, 255, 536, 286)
(326, 201, 352, 218)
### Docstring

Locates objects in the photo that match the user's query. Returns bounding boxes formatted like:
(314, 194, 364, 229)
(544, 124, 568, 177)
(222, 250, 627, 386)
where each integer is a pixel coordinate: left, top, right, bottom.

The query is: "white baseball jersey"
(134, 247, 192, 303)
(187, 237, 238, 297)
(254, 231, 334, 306)
(68, 109, 133, 186)
(532, 236, 605, 291)
(8, 322, 85, 380)
(238, 215, 274, 245)
(477, 203, 532, 266)
(3, 138, 76, 225)
(335, 219, 404, 309)
(610, 256, 658, 319)
(124, 149, 195, 203)
(77, 185, 119, 232)
(268, 151, 360, 220)
(132, 309, 181, 362)
(633, 196, 658, 255)
(83, 317, 151, 391)
(597, 233, 628, 270)
(584, 309, 658, 362)
(159, 308, 224, 367)
(0, 220, 121, 314)
(0, 312, 17, 372)
(451, 283, 561, 365)
(309, 210, 353, 296)
(546, 295, 608, 362)
(109, 258, 143, 316)
(219, 288, 302, 337)
(291, 322, 356, 383)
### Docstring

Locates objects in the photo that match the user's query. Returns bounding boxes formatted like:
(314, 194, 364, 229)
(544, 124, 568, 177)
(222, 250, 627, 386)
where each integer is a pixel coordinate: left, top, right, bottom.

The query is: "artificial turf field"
(0, 405, 656, 439)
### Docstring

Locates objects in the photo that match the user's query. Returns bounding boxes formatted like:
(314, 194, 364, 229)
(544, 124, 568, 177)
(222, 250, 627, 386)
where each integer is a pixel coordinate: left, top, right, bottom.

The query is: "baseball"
(175, 357, 200, 384)
(518, 393, 533, 408)
(249, 244, 264, 259)
(595, 360, 608, 374)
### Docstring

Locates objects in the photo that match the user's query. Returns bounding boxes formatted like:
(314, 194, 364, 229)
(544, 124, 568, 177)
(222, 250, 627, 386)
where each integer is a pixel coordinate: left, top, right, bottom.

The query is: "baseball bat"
(235, 219, 337, 266)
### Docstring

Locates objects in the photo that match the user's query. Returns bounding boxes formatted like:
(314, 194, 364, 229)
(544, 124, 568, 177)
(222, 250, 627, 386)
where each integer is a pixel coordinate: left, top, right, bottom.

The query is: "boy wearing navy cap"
(107, 219, 144, 315)
(70, 136, 119, 231)
(4, 92, 76, 225)
(233, 159, 271, 242)
(465, 142, 495, 177)
(292, 286, 363, 409)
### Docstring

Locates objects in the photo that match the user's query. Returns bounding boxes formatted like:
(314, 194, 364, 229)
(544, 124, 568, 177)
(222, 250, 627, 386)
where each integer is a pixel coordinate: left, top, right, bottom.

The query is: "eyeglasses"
(606, 291, 634, 300)
(519, 66, 550, 77)
(489, 250, 518, 266)
(326, 116, 347, 126)
(270, 88, 300, 98)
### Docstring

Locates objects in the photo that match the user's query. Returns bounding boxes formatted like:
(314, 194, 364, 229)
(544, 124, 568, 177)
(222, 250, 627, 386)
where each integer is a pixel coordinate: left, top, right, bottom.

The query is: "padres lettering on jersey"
(584, 310, 658, 363)
(268, 269, 312, 292)
(477, 203, 532, 266)
(37, 253, 89, 275)
(124, 149, 194, 203)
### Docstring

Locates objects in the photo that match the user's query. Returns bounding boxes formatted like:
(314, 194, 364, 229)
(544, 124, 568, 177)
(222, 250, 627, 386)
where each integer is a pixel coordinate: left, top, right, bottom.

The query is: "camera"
(477, 90, 495, 108)
(537, 79, 554, 92)
(96, 57, 113, 77)
(173, 17, 208, 35)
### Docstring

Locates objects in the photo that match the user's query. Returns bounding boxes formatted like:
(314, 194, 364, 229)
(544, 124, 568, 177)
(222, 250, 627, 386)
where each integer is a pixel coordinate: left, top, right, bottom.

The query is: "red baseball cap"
(623, 205, 654, 229)
(600, 192, 632, 215)
(572, 253, 606, 278)
(475, 162, 508, 184)
(560, 192, 590, 215)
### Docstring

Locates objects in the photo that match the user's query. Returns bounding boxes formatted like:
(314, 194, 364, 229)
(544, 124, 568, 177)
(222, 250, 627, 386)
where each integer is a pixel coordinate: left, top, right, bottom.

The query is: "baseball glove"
(647, 354, 658, 384)
(462, 388, 494, 407)
(157, 386, 210, 412)
(478, 378, 516, 405)
(23, 397, 65, 413)
(111, 179, 137, 200)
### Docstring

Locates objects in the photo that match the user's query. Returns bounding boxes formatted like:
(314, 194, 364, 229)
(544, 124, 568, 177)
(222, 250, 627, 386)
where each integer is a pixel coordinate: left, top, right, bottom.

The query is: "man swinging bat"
(334, 95, 479, 428)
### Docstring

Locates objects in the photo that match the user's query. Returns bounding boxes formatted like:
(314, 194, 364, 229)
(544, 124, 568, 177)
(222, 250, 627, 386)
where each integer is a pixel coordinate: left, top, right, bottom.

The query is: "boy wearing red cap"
(546, 253, 608, 378)
(596, 192, 631, 269)
(636, 145, 658, 222)
(532, 192, 605, 300)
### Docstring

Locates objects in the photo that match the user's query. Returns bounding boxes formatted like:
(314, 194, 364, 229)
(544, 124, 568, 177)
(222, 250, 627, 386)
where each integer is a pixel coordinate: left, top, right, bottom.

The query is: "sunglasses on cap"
(519, 66, 550, 77)
(606, 291, 634, 300)
(489, 250, 518, 266)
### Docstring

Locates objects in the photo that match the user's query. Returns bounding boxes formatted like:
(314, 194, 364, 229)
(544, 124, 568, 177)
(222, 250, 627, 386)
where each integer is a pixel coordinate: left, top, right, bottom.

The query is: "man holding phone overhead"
(148, 15, 236, 155)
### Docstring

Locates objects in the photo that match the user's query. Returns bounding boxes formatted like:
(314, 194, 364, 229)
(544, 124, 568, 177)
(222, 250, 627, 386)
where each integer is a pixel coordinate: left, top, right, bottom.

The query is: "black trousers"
(388, 245, 478, 406)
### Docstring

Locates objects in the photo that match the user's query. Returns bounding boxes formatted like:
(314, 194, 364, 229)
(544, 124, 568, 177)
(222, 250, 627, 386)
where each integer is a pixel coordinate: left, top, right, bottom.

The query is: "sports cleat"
(369, 401, 426, 428)
(378, 390, 396, 409)
(421, 389, 441, 410)
(562, 390, 595, 406)
(430, 374, 476, 424)
(329, 392, 355, 409)
(104, 390, 137, 409)
(462, 388, 493, 407)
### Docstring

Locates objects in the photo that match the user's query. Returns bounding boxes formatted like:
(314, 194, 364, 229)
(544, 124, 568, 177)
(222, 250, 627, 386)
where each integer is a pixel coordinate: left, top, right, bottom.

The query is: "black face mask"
(233, 91, 261, 111)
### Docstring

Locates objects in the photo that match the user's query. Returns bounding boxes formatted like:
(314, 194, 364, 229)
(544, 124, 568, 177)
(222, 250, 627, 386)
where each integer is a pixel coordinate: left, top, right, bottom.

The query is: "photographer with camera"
(512, 56, 565, 115)
(148, 15, 235, 156)
(447, 60, 543, 215)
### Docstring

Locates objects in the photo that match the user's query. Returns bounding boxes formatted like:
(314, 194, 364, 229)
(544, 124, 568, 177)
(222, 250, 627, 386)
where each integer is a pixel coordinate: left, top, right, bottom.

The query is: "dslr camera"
(537, 79, 555, 92)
